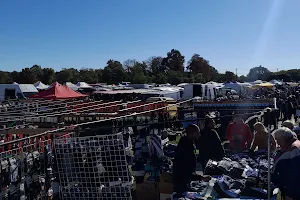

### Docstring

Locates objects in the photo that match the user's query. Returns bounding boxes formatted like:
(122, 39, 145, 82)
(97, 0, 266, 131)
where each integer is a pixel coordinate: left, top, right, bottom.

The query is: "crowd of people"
(173, 111, 300, 200)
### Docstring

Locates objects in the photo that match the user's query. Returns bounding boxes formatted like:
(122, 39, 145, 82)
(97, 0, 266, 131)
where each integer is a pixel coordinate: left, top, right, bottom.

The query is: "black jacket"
(173, 137, 196, 193)
(197, 128, 225, 169)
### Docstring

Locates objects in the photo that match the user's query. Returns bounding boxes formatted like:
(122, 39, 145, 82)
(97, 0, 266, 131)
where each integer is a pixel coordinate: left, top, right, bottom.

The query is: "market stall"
(171, 150, 278, 199)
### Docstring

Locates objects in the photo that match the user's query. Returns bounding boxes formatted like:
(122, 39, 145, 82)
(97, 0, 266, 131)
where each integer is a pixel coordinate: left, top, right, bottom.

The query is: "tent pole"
(267, 109, 271, 200)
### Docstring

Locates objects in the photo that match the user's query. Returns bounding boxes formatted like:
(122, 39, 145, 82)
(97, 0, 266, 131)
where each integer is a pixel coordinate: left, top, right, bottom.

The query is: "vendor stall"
(171, 150, 278, 199)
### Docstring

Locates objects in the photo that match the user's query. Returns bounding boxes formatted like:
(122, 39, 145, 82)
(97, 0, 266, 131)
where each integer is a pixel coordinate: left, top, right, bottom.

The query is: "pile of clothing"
(0, 144, 56, 200)
(163, 143, 177, 158)
(54, 134, 133, 200)
(204, 152, 274, 199)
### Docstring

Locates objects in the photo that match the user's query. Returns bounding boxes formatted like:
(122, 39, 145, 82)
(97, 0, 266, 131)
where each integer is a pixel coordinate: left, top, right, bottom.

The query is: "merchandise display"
(0, 137, 55, 200)
(173, 151, 277, 200)
(54, 133, 132, 200)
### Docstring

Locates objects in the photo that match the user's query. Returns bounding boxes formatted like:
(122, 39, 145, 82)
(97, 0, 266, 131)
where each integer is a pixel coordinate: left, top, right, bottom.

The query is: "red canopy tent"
(30, 82, 88, 100)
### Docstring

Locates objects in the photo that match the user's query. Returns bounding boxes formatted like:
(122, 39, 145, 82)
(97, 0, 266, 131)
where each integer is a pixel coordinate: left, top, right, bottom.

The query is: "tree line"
(0, 49, 299, 85)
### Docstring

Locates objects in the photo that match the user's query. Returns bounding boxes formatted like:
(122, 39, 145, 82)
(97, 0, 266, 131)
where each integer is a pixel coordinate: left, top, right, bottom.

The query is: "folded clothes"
(217, 175, 246, 197)
(217, 158, 244, 178)
(204, 160, 223, 176)
(182, 192, 204, 199)
(187, 181, 208, 192)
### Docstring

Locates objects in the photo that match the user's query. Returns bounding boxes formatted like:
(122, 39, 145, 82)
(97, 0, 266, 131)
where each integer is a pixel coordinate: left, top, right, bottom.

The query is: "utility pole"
(236, 68, 238, 77)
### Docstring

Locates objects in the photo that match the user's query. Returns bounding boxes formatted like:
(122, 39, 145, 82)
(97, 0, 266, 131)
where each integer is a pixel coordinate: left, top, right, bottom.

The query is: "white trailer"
(0, 84, 38, 101)
(182, 83, 217, 100)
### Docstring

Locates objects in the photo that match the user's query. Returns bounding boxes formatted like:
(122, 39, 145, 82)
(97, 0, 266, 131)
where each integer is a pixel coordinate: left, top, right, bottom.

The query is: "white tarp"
(225, 82, 245, 94)
(34, 81, 49, 90)
(65, 82, 79, 91)
(76, 82, 92, 88)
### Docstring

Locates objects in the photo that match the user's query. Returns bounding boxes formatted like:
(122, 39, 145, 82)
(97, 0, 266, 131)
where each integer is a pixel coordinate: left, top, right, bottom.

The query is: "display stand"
(266, 109, 271, 200)
(54, 133, 132, 200)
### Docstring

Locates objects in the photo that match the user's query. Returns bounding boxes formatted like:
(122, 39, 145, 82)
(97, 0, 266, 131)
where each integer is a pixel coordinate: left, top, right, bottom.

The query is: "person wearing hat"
(173, 124, 211, 195)
(197, 113, 224, 168)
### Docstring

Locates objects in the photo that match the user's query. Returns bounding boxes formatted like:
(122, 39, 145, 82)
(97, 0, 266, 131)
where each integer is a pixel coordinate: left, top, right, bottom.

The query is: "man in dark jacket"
(173, 124, 210, 195)
(197, 116, 225, 168)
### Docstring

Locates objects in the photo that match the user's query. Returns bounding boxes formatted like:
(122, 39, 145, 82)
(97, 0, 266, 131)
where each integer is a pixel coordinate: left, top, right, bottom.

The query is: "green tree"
(285, 69, 300, 82)
(162, 49, 185, 72)
(215, 73, 226, 82)
(147, 56, 165, 74)
(102, 60, 125, 84)
(55, 68, 79, 83)
(187, 54, 218, 82)
(41, 68, 55, 84)
(30, 65, 43, 81)
(194, 73, 205, 83)
(79, 68, 99, 83)
(187, 54, 209, 73)
(19, 68, 38, 83)
(123, 59, 137, 74)
(9, 71, 20, 83)
(224, 71, 237, 82)
(167, 70, 183, 85)
(238, 75, 247, 82)
(0, 71, 8, 83)
(95, 69, 103, 83)
(129, 62, 148, 84)
(247, 65, 271, 81)
(267, 71, 292, 82)
(154, 73, 167, 84)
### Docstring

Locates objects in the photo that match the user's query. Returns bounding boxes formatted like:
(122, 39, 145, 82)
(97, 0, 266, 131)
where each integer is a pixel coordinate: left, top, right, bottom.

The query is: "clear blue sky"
(1, 0, 299, 75)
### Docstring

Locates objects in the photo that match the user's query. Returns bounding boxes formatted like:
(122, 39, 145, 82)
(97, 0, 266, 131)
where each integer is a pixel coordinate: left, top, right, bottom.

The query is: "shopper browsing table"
(226, 114, 252, 151)
(250, 122, 276, 152)
(197, 116, 225, 168)
(173, 124, 210, 195)
(272, 127, 300, 200)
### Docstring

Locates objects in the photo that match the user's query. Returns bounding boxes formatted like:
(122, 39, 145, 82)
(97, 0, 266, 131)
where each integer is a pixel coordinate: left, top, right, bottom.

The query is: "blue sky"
(0, 0, 299, 75)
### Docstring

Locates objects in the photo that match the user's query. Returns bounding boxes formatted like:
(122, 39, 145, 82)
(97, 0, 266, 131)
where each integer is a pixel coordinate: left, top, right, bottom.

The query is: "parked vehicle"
(0, 84, 38, 101)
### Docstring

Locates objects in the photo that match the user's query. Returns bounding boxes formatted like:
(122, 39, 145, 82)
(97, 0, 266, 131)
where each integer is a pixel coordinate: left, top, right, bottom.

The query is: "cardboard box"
(159, 182, 173, 194)
(160, 172, 173, 183)
(160, 193, 172, 200)
(135, 182, 158, 200)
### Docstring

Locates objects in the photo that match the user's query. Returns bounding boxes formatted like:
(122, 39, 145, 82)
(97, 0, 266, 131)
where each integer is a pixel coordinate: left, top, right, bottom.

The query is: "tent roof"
(30, 82, 87, 100)
(253, 82, 274, 88)
(76, 82, 92, 88)
(34, 81, 49, 90)
(65, 82, 79, 90)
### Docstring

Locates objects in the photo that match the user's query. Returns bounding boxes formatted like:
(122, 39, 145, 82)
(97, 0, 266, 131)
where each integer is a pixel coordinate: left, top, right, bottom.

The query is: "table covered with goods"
(172, 150, 278, 200)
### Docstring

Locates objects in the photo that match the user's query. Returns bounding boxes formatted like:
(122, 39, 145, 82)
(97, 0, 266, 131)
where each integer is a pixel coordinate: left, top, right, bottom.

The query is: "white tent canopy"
(65, 82, 79, 91)
(34, 81, 49, 90)
(249, 80, 264, 85)
(224, 82, 246, 94)
(76, 82, 92, 89)
(270, 80, 282, 85)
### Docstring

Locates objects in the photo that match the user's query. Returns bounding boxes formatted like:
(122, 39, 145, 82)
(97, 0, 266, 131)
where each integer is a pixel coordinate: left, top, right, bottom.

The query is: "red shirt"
(226, 122, 251, 150)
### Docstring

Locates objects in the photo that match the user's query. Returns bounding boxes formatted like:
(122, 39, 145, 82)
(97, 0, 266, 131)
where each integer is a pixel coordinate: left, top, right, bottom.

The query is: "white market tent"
(177, 83, 189, 87)
(224, 81, 247, 94)
(249, 80, 263, 85)
(76, 82, 92, 89)
(34, 81, 49, 90)
(65, 82, 79, 91)
(270, 80, 282, 85)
